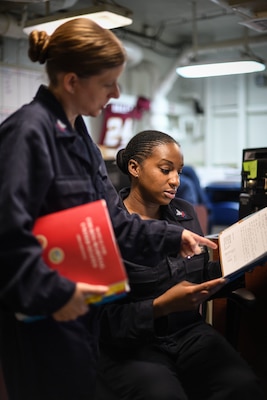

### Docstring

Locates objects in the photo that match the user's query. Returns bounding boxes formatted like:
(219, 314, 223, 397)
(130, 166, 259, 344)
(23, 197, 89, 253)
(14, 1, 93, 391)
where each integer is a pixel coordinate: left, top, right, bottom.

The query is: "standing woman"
(0, 18, 216, 400)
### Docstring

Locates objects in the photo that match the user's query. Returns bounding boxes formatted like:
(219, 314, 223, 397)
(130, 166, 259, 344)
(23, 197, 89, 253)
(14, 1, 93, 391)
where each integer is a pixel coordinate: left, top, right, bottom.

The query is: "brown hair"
(28, 17, 126, 86)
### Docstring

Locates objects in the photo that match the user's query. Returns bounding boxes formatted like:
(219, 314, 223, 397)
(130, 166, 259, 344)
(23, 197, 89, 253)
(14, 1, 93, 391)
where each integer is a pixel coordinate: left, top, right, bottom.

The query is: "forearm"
(153, 278, 226, 318)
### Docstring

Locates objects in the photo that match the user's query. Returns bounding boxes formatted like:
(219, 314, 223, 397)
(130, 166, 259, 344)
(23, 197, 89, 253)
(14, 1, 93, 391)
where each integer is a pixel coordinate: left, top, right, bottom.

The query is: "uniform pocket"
(49, 177, 95, 209)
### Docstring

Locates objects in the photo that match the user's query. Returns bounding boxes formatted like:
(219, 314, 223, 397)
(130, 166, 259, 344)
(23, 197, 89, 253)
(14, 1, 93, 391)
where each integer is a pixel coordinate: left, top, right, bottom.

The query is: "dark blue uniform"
(0, 86, 184, 400)
(96, 188, 265, 400)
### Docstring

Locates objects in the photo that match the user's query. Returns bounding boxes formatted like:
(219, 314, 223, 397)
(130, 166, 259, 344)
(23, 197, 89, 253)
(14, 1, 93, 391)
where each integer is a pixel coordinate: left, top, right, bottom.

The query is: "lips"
(164, 191, 176, 200)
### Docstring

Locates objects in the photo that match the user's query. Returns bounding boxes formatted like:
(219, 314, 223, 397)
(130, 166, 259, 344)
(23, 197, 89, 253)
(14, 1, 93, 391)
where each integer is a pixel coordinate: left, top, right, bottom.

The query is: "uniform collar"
(34, 85, 75, 139)
(34, 85, 98, 166)
(162, 201, 193, 222)
(119, 187, 193, 222)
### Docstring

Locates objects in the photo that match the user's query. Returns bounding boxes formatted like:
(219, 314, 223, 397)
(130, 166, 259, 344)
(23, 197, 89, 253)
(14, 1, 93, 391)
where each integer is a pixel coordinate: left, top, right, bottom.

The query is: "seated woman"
(95, 130, 264, 400)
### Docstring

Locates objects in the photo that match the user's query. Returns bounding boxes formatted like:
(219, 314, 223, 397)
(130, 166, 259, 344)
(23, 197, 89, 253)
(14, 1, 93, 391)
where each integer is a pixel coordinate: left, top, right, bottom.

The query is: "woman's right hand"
(153, 278, 226, 318)
(52, 282, 109, 322)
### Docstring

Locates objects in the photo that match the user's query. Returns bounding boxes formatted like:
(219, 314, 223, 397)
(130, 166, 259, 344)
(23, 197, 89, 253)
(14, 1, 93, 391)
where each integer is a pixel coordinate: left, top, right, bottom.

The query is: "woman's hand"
(180, 229, 217, 258)
(52, 282, 108, 321)
(153, 278, 226, 318)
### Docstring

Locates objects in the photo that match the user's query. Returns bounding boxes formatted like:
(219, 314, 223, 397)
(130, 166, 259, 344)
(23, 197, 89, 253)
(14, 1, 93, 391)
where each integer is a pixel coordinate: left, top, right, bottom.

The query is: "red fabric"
(99, 96, 150, 148)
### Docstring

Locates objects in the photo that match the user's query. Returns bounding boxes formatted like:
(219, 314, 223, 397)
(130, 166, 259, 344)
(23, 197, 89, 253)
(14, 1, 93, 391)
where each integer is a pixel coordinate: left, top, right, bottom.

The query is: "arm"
(0, 116, 73, 314)
(98, 278, 226, 342)
(0, 113, 109, 318)
(153, 277, 225, 318)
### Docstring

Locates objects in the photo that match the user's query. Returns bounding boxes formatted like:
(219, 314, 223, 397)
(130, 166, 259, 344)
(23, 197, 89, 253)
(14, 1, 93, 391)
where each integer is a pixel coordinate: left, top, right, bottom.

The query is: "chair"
(224, 287, 256, 348)
(177, 166, 214, 233)
(204, 280, 256, 349)
(204, 237, 257, 350)
(211, 201, 239, 226)
(205, 182, 240, 228)
(194, 204, 209, 236)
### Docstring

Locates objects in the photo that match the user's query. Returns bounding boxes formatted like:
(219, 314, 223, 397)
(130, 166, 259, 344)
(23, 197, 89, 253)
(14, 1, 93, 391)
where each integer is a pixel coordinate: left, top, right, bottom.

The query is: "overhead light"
(23, 3, 133, 35)
(176, 57, 266, 78)
(176, 1, 266, 79)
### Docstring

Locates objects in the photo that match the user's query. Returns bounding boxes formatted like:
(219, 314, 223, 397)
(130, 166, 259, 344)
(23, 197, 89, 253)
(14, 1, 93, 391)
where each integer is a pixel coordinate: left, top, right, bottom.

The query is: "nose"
(111, 82, 120, 99)
(169, 171, 180, 188)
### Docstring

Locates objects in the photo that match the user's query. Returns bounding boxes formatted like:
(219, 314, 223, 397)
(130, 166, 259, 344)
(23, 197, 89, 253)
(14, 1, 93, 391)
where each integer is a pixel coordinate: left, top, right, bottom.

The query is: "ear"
(63, 73, 79, 94)
(128, 159, 140, 178)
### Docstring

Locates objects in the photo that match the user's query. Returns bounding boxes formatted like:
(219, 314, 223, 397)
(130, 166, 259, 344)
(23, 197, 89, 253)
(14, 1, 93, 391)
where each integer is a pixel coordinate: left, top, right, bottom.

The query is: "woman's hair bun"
(116, 148, 128, 175)
(28, 30, 50, 64)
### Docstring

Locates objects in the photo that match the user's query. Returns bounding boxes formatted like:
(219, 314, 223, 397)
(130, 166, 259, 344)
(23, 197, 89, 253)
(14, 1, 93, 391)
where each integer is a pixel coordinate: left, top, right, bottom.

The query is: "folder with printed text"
(218, 206, 267, 280)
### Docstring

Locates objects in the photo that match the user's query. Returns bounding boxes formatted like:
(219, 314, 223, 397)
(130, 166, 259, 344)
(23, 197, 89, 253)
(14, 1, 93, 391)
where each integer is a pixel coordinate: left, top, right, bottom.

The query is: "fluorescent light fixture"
(23, 4, 133, 35)
(176, 58, 266, 78)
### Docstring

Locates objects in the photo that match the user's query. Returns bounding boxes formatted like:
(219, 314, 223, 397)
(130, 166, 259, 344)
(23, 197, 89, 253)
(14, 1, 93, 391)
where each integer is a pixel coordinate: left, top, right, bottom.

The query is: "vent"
(239, 17, 267, 32)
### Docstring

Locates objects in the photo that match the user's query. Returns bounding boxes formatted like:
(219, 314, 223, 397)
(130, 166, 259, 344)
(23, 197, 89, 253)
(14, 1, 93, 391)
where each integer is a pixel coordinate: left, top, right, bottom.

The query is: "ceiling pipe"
(1, 10, 267, 87)
(24, 0, 78, 16)
(0, 0, 78, 39)
(155, 34, 267, 98)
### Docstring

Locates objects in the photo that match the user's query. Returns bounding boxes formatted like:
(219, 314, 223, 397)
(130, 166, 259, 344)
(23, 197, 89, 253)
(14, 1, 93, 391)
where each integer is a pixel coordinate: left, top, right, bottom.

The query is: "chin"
(160, 198, 171, 206)
(95, 109, 103, 116)
(85, 109, 102, 118)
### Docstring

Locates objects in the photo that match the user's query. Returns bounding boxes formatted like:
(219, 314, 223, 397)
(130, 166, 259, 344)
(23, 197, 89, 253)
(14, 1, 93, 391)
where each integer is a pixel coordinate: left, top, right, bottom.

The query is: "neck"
(49, 85, 77, 128)
(123, 193, 161, 220)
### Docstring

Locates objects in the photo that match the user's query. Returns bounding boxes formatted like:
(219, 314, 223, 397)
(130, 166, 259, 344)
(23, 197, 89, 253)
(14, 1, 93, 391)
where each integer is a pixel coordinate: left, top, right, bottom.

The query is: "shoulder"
(0, 103, 49, 140)
(170, 197, 196, 214)
(162, 197, 197, 223)
(118, 187, 130, 207)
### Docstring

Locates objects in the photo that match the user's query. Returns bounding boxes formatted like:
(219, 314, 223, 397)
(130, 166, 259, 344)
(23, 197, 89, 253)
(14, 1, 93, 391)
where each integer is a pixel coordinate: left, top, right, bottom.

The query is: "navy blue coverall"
(0, 85, 185, 400)
(96, 188, 265, 400)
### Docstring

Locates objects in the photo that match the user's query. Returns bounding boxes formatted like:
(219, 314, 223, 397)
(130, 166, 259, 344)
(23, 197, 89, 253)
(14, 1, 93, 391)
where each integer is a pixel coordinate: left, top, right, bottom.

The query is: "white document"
(219, 207, 267, 280)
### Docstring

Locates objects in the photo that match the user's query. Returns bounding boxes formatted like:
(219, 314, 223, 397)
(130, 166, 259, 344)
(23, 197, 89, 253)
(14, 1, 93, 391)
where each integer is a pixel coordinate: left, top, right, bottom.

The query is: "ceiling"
(1, 0, 267, 61)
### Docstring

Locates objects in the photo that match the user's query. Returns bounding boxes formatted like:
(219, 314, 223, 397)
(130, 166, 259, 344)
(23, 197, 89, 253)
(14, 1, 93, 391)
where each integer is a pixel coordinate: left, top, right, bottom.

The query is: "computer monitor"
(239, 147, 267, 219)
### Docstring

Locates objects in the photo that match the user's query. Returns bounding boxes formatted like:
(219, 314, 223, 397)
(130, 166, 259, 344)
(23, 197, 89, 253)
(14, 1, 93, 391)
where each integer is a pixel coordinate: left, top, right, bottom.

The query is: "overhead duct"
(0, 13, 26, 39)
(22, 0, 78, 16)
(122, 40, 143, 67)
(211, 0, 267, 32)
(2, 0, 46, 2)
(0, 0, 79, 38)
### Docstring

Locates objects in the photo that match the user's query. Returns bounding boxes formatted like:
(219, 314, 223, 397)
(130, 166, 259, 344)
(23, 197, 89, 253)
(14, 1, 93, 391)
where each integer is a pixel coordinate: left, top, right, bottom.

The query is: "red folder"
(33, 199, 129, 304)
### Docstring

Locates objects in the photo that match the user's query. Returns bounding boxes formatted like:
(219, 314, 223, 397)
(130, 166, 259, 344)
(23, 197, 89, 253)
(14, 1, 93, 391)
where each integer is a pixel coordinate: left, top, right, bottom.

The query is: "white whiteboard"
(0, 65, 46, 123)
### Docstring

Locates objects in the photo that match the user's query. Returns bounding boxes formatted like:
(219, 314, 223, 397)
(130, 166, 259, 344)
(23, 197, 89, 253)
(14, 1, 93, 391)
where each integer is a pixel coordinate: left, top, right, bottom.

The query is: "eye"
(160, 168, 170, 175)
(105, 81, 115, 88)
